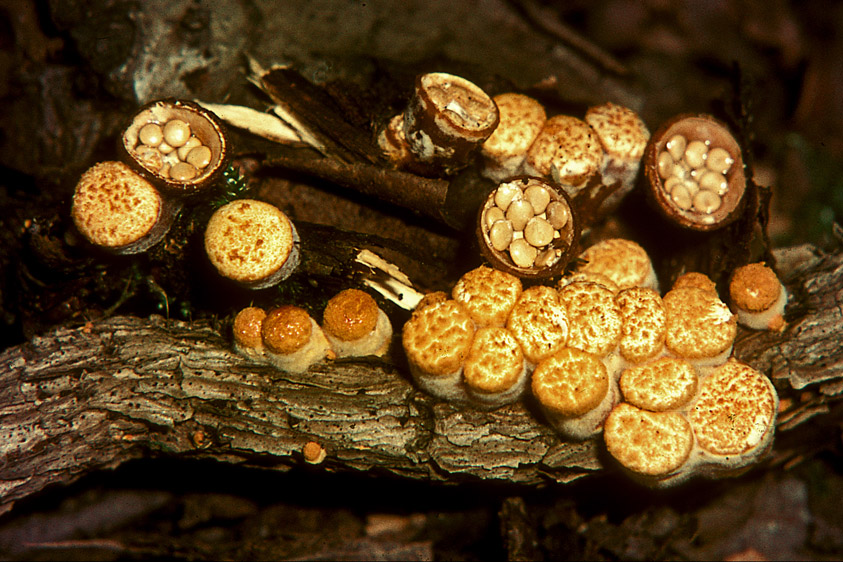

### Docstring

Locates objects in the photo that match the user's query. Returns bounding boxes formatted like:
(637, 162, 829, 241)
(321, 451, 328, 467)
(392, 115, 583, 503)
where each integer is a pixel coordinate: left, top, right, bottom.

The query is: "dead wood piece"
(0, 315, 598, 514)
(1, 245, 842, 513)
(265, 153, 451, 225)
(256, 66, 384, 165)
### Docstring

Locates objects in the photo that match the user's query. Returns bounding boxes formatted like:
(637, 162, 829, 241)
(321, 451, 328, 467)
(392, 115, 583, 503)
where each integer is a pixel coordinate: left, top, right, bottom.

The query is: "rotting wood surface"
(1, 244, 842, 515)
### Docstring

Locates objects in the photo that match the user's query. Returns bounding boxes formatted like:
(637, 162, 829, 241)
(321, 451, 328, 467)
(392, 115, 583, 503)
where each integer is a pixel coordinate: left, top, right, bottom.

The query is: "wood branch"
(253, 66, 385, 165)
(2, 245, 842, 514)
(263, 152, 452, 226)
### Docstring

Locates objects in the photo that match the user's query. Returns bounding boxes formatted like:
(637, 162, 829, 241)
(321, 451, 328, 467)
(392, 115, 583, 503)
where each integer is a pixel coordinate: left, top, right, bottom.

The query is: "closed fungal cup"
(480, 93, 547, 182)
(663, 286, 737, 369)
(729, 262, 788, 331)
(322, 289, 393, 358)
(557, 281, 623, 374)
(451, 265, 522, 328)
(71, 161, 180, 255)
(232, 306, 268, 361)
(261, 305, 332, 373)
(615, 287, 667, 366)
(671, 271, 718, 295)
(575, 238, 659, 292)
(506, 285, 569, 367)
(606, 357, 700, 487)
(402, 299, 475, 402)
(689, 359, 778, 475)
(603, 402, 695, 485)
(523, 114, 604, 196)
(463, 326, 528, 408)
(584, 102, 650, 212)
(619, 357, 698, 413)
(204, 199, 300, 289)
(606, 357, 778, 487)
(531, 347, 619, 440)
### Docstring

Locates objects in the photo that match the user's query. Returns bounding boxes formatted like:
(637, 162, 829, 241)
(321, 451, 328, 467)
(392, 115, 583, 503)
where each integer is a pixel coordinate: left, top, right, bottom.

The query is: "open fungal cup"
(204, 199, 300, 289)
(71, 161, 181, 255)
(378, 114, 416, 169)
(402, 72, 499, 172)
(644, 113, 746, 231)
(477, 176, 580, 279)
(728, 262, 788, 331)
(121, 99, 229, 194)
(321, 288, 393, 357)
(480, 93, 547, 182)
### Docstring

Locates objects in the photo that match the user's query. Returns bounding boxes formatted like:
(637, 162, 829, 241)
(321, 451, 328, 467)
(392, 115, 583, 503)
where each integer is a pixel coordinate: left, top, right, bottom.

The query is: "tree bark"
(1, 244, 842, 514)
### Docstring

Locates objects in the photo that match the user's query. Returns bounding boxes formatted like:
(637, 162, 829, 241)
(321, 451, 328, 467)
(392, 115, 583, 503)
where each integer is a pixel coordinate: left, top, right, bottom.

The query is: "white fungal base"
(680, 344, 734, 371)
(597, 155, 640, 213)
(233, 343, 267, 364)
(601, 350, 625, 383)
(640, 264, 660, 293)
(408, 363, 468, 403)
(734, 284, 788, 331)
(465, 362, 530, 410)
(481, 153, 528, 183)
(544, 380, 620, 441)
(264, 319, 331, 373)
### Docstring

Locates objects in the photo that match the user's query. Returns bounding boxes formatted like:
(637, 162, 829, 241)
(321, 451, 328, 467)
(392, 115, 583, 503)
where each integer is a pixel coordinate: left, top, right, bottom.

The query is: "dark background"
(1, 1, 842, 559)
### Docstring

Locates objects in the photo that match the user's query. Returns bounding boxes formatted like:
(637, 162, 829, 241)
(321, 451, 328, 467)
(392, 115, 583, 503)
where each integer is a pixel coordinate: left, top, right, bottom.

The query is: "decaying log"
(1, 245, 842, 515)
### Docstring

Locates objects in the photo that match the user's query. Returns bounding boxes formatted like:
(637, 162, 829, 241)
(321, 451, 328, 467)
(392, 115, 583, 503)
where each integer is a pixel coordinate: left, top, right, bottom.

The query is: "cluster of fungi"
(232, 288, 393, 374)
(380, 71, 783, 486)
(402, 243, 783, 486)
(131, 116, 214, 182)
(67, 68, 786, 488)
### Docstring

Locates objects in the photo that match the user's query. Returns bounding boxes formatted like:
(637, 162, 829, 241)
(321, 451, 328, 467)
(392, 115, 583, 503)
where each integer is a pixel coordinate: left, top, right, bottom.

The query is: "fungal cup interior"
(123, 101, 227, 190)
(648, 115, 746, 230)
(477, 176, 578, 279)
